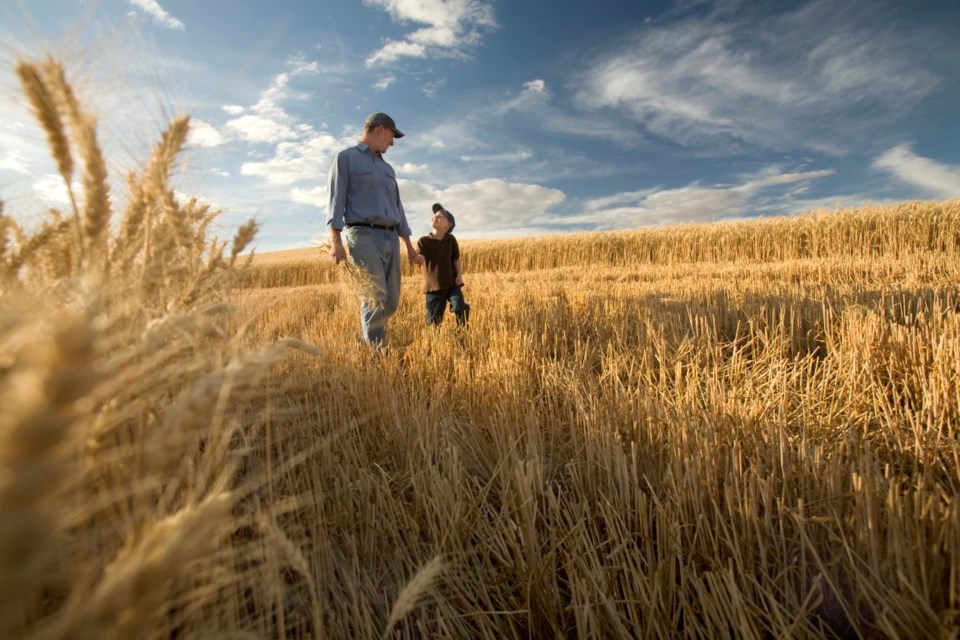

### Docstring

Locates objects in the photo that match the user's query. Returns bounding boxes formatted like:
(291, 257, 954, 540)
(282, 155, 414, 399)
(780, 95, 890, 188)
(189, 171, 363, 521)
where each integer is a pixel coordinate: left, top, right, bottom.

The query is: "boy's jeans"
(425, 286, 470, 327)
(345, 226, 401, 346)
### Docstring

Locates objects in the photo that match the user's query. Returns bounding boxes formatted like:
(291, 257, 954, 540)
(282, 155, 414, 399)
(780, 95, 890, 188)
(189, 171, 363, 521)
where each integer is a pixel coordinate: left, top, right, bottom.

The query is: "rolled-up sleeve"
(396, 192, 411, 237)
(327, 151, 348, 230)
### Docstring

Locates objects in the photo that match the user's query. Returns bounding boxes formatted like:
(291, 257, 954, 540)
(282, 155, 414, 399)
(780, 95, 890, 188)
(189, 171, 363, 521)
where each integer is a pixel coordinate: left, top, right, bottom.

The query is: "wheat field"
(2, 59, 959, 639)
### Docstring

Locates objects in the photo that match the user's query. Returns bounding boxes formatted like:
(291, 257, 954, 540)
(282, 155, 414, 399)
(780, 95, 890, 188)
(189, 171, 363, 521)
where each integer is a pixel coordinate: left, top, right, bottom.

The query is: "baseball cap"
(432, 203, 455, 231)
(365, 112, 404, 138)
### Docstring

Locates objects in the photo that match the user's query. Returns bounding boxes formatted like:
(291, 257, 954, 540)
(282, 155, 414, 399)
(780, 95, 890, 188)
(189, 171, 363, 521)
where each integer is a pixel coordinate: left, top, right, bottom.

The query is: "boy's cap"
(432, 203, 455, 231)
(365, 112, 404, 138)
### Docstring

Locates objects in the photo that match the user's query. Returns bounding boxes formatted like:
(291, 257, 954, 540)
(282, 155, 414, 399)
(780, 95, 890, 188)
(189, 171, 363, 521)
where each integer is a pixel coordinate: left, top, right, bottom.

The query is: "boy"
(416, 203, 470, 327)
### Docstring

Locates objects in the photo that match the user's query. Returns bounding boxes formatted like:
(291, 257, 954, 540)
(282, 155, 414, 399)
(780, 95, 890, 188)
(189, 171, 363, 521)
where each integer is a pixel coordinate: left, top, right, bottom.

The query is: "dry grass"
(2, 58, 958, 639)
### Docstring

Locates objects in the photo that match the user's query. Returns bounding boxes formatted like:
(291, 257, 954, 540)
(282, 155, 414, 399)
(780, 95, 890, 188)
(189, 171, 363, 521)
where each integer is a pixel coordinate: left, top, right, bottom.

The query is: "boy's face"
(430, 210, 451, 233)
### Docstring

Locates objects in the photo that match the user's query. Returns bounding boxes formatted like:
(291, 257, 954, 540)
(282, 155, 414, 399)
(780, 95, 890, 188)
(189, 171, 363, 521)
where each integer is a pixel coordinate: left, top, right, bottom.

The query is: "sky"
(2, 0, 960, 253)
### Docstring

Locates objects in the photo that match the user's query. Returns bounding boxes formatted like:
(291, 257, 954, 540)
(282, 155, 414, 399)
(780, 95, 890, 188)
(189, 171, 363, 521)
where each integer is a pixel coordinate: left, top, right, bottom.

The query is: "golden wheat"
(2, 56, 958, 639)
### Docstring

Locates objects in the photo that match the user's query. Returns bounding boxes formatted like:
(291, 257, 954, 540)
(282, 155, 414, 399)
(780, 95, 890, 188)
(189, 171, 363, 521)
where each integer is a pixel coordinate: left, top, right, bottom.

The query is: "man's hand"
(329, 241, 347, 264)
(410, 251, 425, 267)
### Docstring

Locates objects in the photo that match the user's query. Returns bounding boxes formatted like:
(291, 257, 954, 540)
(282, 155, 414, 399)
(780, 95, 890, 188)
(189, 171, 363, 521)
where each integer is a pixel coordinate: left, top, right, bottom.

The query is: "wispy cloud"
(399, 177, 566, 236)
(364, 0, 497, 66)
(494, 79, 645, 147)
(494, 79, 550, 114)
(873, 144, 960, 198)
(0, 150, 29, 174)
(398, 169, 833, 239)
(241, 133, 350, 186)
(575, 0, 946, 153)
(568, 167, 836, 229)
(373, 76, 396, 91)
(422, 78, 446, 98)
(460, 150, 533, 163)
(126, 0, 184, 30)
(224, 56, 322, 144)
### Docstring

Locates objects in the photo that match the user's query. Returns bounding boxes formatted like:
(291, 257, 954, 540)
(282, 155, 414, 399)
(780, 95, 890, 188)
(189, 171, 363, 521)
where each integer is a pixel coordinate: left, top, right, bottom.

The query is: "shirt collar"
(357, 142, 379, 158)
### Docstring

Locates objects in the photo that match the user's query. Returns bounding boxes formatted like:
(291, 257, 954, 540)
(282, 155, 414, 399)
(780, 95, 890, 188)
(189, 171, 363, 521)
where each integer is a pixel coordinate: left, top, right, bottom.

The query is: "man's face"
(369, 125, 396, 154)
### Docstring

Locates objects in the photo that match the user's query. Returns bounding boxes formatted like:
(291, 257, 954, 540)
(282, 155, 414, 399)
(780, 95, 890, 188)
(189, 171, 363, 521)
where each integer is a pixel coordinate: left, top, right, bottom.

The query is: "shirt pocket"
(352, 167, 377, 192)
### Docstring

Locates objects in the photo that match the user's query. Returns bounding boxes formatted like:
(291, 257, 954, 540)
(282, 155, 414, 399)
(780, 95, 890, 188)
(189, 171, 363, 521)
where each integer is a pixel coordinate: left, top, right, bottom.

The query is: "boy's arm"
(453, 257, 463, 286)
(402, 235, 425, 266)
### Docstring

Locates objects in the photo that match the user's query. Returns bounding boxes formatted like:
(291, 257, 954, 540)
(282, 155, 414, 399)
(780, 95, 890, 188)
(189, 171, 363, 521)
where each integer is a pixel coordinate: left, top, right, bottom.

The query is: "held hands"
(410, 251, 425, 267)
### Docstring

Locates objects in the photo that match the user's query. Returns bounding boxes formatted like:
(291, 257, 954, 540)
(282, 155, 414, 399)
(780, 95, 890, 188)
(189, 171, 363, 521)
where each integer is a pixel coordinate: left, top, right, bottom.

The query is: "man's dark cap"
(365, 112, 404, 138)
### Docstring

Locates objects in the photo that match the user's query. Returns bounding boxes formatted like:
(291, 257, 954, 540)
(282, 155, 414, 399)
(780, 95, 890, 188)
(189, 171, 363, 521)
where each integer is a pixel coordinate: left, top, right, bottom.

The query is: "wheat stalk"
(381, 556, 445, 638)
(229, 219, 259, 267)
(32, 492, 234, 640)
(15, 61, 83, 266)
(0, 312, 96, 637)
(41, 60, 110, 258)
(15, 62, 72, 185)
(315, 239, 384, 308)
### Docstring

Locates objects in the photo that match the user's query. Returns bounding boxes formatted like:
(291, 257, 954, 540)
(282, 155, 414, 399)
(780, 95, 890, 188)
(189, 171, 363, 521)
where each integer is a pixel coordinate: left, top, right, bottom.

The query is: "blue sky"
(2, 0, 960, 252)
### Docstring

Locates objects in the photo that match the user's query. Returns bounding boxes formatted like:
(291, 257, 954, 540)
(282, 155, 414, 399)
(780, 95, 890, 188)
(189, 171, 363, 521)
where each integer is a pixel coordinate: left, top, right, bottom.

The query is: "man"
(327, 112, 424, 347)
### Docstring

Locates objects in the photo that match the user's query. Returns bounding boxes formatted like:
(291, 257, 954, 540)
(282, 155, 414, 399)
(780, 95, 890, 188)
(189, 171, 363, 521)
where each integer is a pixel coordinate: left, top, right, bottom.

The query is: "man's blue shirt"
(327, 143, 411, 237)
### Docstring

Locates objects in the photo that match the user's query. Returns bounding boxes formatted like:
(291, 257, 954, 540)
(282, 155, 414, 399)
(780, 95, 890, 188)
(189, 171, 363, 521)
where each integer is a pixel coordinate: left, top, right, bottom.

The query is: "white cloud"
(287, 53, 321, 77)
(290, 186, 328, 208)
(32, 175, 72, 206)
(227, 115, 298, 144)
(493, 79, 645, 147)
(460, 150, 533, 163)
(241, 132, 349, 186)
(744, 169, 836, 189)
(575, 0, 944, 152)
(872, 145, 960, 199)
(364, 0, 497, 66)
(126, 0, 184, 30)
(495, 79, 550, 114)
(396, 162, 429, 175)
(399, 177, 566, 235)
(224, 70, 304, 143)
(1, 150, 29, 174)
(187, 120, 225, 148)
(373, 76, 396, 91)
(174, 192, 219, 210)
(572, 166, 836, 228)
(368, 41, 427, 65)
(422, 78, 446, 98)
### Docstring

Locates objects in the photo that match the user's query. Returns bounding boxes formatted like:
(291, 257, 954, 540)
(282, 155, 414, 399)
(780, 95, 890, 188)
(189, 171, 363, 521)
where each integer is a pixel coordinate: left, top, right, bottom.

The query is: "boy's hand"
(410, 251, 425, 267)
(455, 275, 464, 286)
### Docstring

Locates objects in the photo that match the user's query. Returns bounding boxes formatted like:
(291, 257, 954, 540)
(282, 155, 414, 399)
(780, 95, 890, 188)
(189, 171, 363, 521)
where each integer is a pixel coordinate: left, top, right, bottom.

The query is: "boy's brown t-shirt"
(417, 233, 460, 293)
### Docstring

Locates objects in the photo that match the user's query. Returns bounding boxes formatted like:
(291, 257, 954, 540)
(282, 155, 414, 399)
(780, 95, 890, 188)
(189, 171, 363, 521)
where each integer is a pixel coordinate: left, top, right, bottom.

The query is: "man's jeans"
(425, 286, 470, 327)
(345, 226, 401, 345)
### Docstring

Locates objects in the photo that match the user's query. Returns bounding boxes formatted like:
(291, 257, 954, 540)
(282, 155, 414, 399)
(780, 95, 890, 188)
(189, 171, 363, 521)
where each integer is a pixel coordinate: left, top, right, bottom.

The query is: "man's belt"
(346, 222, 397, 231)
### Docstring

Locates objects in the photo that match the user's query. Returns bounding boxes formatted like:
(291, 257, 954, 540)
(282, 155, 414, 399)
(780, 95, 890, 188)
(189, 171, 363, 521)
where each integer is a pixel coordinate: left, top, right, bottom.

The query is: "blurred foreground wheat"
(2, 58, 959, 639)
